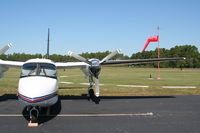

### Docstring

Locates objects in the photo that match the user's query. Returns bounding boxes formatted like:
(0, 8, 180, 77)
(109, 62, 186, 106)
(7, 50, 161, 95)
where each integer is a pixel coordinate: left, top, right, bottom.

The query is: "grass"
(0, 67, 200, 96)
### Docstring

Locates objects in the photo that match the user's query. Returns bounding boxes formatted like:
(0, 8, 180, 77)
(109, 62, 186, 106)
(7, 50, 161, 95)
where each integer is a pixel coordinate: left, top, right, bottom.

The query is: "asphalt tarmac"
(0, 95, 200, 133)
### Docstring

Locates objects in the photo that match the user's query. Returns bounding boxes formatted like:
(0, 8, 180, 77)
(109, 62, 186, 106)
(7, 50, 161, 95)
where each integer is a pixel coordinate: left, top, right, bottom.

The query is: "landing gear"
(87, 88, 100, 104)
(94, 96, 100, 104)
(87, 88, 95, 100)
(87, 76, 94, 100)
(87, 77, 101, 104)
(27, 106, 39, 127)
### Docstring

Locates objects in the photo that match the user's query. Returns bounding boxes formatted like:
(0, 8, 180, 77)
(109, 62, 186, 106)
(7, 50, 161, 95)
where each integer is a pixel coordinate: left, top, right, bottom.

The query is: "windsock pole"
(157, 27, 160, 80)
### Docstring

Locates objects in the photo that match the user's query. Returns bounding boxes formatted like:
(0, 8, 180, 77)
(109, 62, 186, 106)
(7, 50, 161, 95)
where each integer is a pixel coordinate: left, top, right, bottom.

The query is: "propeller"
(68, 49, 121, 97)
(68, 51, 90, 64)
(100, 49, 121, 63)
(0, 43, 12, 55)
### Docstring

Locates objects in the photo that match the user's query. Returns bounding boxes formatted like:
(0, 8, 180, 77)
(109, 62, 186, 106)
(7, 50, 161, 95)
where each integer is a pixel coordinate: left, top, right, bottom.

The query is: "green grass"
(0, 67, 200, 96)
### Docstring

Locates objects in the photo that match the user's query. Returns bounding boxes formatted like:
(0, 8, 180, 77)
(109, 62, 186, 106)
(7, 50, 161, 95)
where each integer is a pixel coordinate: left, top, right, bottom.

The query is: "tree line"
(131, 45, 200, 68)
(0, 45, 199, 68)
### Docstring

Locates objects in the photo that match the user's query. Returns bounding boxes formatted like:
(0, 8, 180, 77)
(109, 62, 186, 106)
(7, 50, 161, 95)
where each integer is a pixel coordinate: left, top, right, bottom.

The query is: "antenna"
(47, 28, 50, 59)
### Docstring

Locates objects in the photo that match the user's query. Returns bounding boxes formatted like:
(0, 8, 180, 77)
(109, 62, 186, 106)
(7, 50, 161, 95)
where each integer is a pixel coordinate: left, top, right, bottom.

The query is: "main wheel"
(88, 89, 94, 98)
(94, 97, 100, 104)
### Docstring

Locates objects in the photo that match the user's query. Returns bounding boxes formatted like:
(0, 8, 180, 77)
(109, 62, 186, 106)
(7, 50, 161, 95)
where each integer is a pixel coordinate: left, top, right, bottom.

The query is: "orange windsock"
(142, 36, 159, 52)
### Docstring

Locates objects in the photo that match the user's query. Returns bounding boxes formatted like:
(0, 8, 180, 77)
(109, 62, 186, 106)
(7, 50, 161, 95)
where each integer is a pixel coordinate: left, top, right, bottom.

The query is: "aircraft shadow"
(59, 87, 88, 89)
(0, 94, 176, 102)
(0, 94, 175, 124)
(59, 94, 176, 104)
(59, 95, 176, 100)
(0, 94, 18, 101)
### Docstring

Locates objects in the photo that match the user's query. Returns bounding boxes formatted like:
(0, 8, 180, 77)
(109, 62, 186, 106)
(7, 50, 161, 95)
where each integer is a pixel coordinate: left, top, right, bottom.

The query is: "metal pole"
(157, 26, 160, 80)
(47, 28, 50, 59)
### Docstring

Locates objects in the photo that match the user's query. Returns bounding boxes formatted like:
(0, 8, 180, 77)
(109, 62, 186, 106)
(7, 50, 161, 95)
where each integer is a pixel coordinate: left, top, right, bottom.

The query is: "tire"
(31, 110, 38, 123)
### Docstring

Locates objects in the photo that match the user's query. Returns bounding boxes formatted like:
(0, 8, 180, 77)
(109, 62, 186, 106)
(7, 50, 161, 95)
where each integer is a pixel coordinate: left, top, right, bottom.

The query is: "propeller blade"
(0, 43, 12, 55)
(68, 51, 89, 63)
(94, 77, 100, 97)
(100, 49, 121, 64)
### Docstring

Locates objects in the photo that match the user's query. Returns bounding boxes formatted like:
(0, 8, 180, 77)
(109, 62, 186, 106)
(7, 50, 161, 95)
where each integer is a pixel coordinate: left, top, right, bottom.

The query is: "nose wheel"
(28, 106, 39, 127)
(87, 76, 101, 104)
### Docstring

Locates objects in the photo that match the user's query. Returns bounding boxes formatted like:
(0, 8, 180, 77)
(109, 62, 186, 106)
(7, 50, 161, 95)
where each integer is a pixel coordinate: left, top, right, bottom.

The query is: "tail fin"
(47, 28, 50, 59)
(0, 43, 12, 55)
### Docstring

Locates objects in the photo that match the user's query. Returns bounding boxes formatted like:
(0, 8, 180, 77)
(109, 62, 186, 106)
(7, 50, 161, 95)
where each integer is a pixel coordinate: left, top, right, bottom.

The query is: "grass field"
(0, 67, 200, 96)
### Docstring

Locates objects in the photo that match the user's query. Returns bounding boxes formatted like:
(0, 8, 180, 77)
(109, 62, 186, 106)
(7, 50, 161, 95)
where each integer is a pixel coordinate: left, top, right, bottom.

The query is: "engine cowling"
(69, 49, 120, 98)
(81, 58, 101, 79)
(88, 59, 101, 78)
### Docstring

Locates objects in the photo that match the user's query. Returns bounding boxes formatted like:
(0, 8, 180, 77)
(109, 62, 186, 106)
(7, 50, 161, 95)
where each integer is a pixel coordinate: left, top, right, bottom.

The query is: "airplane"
(0, 31, 185, 125)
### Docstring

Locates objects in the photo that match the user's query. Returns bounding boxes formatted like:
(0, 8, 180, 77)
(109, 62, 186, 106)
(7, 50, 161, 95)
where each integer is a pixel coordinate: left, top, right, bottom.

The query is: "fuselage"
(18, 59, 58, 107)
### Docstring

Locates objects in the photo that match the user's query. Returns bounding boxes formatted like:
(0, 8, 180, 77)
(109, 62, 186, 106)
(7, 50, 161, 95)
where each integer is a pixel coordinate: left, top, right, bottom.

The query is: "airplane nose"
(18, 76, 58, 98)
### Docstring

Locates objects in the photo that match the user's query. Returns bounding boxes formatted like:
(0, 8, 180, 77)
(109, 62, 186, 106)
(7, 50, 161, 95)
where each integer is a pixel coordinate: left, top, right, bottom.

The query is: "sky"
(0, 0, 200, 56)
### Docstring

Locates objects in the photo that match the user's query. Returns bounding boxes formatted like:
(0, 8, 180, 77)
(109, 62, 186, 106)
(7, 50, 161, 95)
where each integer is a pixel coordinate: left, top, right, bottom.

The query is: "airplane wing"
(101, 57, 185, 65)
(0, 60, 24, 77)
(0, 60, 24, 67)
(0, 44, 24, 68)
(55, 57, 185, 68)
(55, 62, 89, 69)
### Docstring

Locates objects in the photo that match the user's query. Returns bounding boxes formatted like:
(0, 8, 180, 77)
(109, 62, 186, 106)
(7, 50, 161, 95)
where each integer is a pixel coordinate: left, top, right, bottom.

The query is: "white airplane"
(0, 35, 184, 124)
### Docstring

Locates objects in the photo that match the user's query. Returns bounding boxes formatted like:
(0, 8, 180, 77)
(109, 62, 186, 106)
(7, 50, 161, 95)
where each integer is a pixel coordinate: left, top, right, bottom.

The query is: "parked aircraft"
(0, 32, 184, 124)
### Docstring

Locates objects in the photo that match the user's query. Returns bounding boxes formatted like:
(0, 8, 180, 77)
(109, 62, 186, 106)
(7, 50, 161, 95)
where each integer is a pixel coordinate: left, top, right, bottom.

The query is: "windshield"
(20, 63, 57, 78)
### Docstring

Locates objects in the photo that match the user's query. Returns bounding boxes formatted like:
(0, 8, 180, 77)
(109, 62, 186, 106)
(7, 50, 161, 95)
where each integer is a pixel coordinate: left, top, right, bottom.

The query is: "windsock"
(142, 36, 159, 52)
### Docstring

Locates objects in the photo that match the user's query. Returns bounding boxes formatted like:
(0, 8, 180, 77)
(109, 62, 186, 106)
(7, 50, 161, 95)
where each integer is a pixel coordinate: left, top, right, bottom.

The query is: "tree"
(0, 45, 199, 68)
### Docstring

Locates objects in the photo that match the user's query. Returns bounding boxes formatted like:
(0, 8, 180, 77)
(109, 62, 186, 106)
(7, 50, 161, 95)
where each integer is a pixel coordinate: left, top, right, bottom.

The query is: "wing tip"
(68, 51, 73, 56)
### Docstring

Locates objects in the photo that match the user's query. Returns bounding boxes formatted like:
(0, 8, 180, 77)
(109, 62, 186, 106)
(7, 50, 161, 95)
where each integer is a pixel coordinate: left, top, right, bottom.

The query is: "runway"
(0, 95, 200, 133)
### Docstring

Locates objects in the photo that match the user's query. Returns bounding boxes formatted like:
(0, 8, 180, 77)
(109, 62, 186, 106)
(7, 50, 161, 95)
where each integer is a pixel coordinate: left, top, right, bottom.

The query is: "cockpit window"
(20, 63, 57, 78)
(39, 63, 56, 77)
(21, 63, 37, 76)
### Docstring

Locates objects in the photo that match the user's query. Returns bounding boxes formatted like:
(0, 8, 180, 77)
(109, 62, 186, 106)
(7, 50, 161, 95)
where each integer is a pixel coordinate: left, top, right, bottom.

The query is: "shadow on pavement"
(0, 94, 176, 102)
(0, 94, 17, 101)
(0, 94, 175, 124)
(60, 95, 176, 100)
